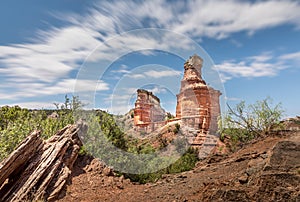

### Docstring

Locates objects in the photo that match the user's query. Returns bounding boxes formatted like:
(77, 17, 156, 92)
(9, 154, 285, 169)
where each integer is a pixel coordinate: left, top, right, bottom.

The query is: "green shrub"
(0, 96, 199, 184)
(0, 106, 74, 161)
(218, 97, 284, 151)
(173, 123, 180, 134)
(124, 147, 198, 184)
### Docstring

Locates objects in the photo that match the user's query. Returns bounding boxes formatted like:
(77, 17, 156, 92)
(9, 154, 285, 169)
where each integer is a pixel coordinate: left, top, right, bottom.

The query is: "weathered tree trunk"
(0, 122, 87, 202)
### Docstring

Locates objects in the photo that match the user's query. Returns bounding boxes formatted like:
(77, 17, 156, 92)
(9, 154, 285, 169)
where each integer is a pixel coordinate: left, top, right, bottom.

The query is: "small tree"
(63, 94, 70, 109)
(71, 95, 84, 111)
(165, 112, 175, 120)
(219, 97, 284, 144)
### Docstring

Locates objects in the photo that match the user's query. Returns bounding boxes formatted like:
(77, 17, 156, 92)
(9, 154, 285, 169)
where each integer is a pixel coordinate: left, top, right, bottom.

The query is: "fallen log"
(0, 122, 87, 202)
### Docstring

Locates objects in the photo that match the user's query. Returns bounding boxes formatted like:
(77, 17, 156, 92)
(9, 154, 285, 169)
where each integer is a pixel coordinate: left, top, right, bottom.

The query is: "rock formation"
(176, 55, 210, 130)
(133, 54, 221, 147)
(0, 122, 87, 202)
(208, 87, 222, 134)
(176, 54, 221, 145)
(134, 89, 165, 132)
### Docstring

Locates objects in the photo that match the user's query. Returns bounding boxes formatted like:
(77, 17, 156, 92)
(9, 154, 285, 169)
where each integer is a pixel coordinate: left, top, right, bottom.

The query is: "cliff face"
(134, 89, 165, 131)
(176, 54, 221, 138)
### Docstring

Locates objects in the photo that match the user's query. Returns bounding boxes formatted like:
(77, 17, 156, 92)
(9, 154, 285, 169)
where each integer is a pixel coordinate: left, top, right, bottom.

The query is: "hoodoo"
(176, 54, 221, 136)
(133, 54, 221, 146)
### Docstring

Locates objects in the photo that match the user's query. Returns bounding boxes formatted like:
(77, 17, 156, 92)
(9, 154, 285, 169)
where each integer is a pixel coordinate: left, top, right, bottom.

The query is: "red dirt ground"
(58, 132, 300, 202)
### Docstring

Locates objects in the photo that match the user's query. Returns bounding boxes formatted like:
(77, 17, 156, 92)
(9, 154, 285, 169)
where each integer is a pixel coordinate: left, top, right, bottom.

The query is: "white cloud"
(127, 74, 145, 79)
(86, 0, 300, 39)
(279, 51, 300, 63)
(117, 69, 131, 74)
(45, 79, 109, 95)
(170, 0, 300, 38)
(0, 26, 100, 82)
(2, 101, 60, 109)
(217, 61, 280, 80)
(144, 86, 167, 94)
(111, 65, 131, 74)
(0, 0, 300, 101)
(246, 53, 273, 63)
(0, 79, 109, 100)
(144, 70, 181, 78)
(216, 51, 300, 82)
(127, 70, 181, 79)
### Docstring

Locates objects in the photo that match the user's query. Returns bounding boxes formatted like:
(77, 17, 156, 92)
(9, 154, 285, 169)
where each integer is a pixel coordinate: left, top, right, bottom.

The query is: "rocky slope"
(58, 131, 300, 202)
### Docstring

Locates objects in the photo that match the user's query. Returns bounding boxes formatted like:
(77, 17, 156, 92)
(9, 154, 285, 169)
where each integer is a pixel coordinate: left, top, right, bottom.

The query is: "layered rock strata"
(133, 54, 221, 147)
(134, 89, 165, 132)
(176, 54, 221, 144)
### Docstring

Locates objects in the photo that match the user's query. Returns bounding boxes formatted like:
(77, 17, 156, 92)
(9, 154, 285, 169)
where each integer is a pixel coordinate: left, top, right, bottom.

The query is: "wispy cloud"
(173, 0, 300, 39)
(127, 74, 145, 79)
(143, 86, 167, 94)
(112, 69, 131, 74)
(86, 0, 300, 39)
(0, 27, 99, 82)
(216, 51, 300, 82)
(144, 70, 181, 78)
(0, 0, 300, 104)
(1, 79, 108, 100)
(127, 70, 181, 79)
(2, 101, 61, 109)
(279, 51, 300, 63)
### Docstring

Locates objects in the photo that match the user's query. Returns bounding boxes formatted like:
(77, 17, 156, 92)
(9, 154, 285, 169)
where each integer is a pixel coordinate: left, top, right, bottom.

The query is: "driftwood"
(0, 122, 87, 202)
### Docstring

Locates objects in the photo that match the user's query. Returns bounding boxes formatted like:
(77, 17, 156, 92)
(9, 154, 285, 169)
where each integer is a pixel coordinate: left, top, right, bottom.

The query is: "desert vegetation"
(218, 97, 285, 151)
(1, 96, 299, 202)
(0, 96, 198, 184)
(0, 105, 74, 160)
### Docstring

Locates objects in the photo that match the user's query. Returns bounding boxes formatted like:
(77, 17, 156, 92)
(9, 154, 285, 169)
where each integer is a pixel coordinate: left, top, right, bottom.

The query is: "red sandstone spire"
(176, 54, 221, 137)
(133, 54, 221, 140)
(184, 54, 203, 81)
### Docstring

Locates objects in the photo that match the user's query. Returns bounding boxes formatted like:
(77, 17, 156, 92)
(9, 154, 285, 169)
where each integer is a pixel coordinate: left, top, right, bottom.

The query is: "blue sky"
(0, 0, 300, 118)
